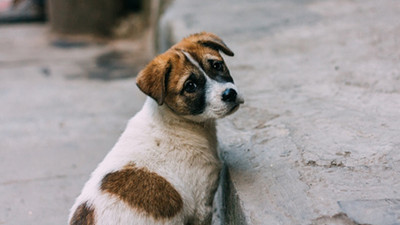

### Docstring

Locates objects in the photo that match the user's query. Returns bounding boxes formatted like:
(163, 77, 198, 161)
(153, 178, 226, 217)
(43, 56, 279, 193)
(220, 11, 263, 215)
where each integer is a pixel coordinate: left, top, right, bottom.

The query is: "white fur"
(69, 50, 242, 225)
(69, 98, 222, 225)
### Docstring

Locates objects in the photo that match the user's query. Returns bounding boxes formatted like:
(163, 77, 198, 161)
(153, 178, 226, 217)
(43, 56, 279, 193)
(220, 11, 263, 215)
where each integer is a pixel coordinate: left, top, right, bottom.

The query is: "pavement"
(1, 0, 400, 225)
(0, 24, 149, 224)
(160, 0, 400, 224)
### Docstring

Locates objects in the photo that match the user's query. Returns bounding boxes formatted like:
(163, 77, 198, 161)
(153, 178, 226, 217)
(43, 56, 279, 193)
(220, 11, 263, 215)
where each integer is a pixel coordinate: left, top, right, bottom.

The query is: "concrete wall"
(158, 1, 400, 224)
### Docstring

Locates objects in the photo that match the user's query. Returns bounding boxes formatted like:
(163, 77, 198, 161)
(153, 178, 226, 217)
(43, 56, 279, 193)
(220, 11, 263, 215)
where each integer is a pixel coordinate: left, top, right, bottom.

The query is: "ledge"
(158, 1, 400, 224)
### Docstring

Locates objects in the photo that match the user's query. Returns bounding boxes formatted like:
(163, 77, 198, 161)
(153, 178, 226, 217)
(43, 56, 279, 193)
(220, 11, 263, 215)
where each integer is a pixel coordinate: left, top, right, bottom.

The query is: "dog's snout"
(222, 88, 237, 102)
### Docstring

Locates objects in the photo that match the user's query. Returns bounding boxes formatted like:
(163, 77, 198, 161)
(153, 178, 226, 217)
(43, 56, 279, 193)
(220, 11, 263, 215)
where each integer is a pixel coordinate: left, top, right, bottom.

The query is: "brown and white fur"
(69, 32, 244, 225)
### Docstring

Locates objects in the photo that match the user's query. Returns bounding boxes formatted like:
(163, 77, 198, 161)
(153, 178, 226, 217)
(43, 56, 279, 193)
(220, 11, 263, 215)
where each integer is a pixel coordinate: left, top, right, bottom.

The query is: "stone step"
(158, 0, 400, 224)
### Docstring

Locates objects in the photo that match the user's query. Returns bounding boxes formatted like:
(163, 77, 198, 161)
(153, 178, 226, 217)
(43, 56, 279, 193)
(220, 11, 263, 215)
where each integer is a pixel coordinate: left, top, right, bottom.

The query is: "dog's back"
(69, 32, 243, 225)
(69, 99, 221, 225)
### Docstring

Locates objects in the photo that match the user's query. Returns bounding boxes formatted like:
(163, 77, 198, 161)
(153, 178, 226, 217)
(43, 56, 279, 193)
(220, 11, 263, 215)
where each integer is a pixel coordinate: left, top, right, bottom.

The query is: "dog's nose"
(222, 88, 237, 102)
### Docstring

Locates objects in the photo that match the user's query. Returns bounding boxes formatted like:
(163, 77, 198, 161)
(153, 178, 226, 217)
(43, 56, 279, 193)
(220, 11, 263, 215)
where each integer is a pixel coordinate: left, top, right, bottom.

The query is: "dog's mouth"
(227, 95, 244, 115)
(226, 103, 241, 116)
(231, 103, 240, 112)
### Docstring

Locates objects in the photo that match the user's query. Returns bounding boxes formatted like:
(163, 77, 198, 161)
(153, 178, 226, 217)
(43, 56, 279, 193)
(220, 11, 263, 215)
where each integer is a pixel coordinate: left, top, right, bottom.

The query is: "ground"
(1, 0, 400, 224)
(0, 24, 149, 225)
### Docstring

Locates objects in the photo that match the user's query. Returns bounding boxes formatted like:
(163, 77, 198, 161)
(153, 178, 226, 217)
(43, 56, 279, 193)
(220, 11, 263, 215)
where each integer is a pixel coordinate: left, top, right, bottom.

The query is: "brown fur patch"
(70, 202, 95, 225)
(136, 52, 176, 105)
(100, 164, 183, 220)
(171, 33, 234, 84)
(136, 32, 234, 115)
(173, 32, 234, 56)
(164, 60, 207, 115)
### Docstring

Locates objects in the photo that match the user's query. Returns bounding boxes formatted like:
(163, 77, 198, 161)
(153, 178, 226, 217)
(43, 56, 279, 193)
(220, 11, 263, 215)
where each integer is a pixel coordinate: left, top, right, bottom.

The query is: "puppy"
(69, 32, 243, 225)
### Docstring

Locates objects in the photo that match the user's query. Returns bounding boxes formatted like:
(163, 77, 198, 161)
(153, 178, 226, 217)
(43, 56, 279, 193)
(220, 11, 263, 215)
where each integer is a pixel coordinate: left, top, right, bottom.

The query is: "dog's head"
(136, 32, 243, 122)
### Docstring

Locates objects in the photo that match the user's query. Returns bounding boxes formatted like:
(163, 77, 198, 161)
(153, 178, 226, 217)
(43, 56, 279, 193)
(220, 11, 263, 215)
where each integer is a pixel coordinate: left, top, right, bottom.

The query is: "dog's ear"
(136, 55, 171, 105)
(194, 32, 234, 57)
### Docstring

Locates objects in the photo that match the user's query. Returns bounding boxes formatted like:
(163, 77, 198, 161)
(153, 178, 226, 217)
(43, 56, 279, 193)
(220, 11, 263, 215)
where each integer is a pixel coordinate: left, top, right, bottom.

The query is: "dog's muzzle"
(222, 88, 244, 104)
(222, 88, 237, 102)
(222, 88, 244, 115)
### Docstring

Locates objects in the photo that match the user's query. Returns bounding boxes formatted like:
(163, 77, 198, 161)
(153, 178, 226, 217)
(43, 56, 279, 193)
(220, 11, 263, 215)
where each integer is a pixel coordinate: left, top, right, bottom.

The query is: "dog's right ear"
(136, 54, 172, 105)
(190, 32, 234, 57)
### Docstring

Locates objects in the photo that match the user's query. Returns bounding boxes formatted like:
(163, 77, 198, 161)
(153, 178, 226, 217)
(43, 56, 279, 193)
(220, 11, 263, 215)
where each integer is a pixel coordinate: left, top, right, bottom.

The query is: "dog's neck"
(143, 97, 217, 133)
(138, 98, 219, 158)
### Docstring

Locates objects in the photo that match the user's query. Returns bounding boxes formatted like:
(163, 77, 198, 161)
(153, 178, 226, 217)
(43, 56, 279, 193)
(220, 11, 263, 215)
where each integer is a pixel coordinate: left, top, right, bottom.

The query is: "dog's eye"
(211, 61, 224, 71)
(184, 80, 197, 93)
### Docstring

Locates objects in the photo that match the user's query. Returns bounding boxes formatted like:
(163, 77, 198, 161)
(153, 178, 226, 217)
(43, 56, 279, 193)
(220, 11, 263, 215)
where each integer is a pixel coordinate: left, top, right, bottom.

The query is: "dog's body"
(69, 32, 243, 225)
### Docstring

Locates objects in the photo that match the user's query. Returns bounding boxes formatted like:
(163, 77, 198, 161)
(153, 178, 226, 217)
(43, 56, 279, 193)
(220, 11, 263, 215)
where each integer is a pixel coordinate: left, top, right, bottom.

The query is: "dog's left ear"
(195, 32, 234, 57)
(136, 54, 172, 105)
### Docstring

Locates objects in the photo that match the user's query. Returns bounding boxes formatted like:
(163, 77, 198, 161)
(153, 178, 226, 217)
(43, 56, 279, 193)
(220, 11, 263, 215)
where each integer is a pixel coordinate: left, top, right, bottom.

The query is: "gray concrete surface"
(0, 24, 149, 224)
(2, 1, 400, 224)
(160, 0, 400, 224)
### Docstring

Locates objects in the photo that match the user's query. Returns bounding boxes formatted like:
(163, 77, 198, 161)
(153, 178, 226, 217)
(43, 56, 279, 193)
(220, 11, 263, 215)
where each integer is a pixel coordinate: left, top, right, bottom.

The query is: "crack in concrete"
(312, 212, 371, 225)
(305, 159, 345, 168)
